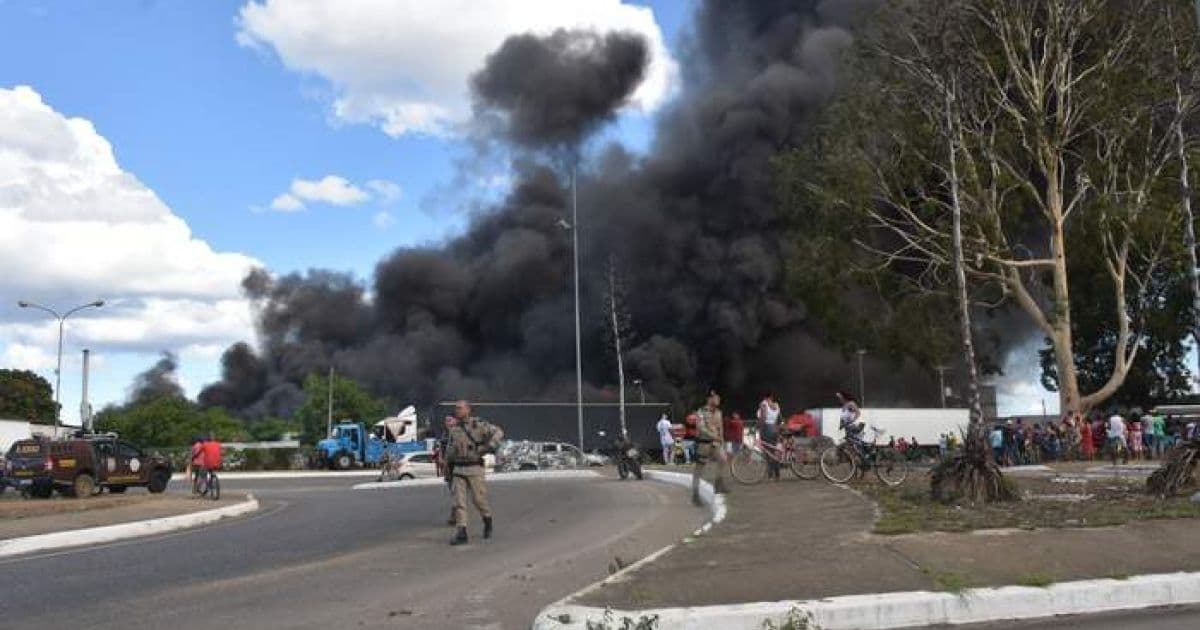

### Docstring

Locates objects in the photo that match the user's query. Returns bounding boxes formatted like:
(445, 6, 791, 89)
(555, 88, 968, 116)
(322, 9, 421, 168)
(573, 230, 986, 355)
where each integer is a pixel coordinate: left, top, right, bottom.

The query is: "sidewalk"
(575, 475, 1200, 610)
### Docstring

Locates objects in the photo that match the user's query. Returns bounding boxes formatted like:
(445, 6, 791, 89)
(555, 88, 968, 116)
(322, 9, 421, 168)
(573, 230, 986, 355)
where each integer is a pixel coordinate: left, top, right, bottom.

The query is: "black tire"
(399, 473, 414, 481)
(618, 462, 629, 480)
(108, 485, 127, 494)
(518, 463, 538, 471)
(334, 452, 353, 470)
(729, 448, 767, 485)
(632, 463, 643, 480)
(148, 469, 169, 494)
(72, 473, 96, 498)
(820, 445, 857, 484)
(874, 448, 909, 486)
(789, 447, 820, 480)
(33, 483, 53, 499)
(209, 475, 220, 501)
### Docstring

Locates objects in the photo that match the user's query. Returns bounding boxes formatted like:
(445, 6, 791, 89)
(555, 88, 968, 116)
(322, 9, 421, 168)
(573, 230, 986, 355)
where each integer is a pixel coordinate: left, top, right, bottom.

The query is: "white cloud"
(366, 179, 402, 204)
(372, 211, 396, 230)
(291, 174, 368, 205)
(266, 174, 378, 211)
(236, 0, 678, 137)
(269, 192, 304, 212)
(0, 85, 258, 393)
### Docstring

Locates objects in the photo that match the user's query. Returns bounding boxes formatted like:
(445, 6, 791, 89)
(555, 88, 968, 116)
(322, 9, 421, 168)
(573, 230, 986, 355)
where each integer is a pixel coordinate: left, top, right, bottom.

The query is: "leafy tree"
(246, 417, 302, 442)
(293, 372, 386, 444)
(0, 369, 58, 422)
(95, 398, 246, 447)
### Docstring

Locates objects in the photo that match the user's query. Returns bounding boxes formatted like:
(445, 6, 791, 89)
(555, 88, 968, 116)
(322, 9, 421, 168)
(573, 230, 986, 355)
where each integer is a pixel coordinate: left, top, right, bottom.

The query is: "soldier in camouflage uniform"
(691, 390, 728, 506)
(443, 400, 504, 545)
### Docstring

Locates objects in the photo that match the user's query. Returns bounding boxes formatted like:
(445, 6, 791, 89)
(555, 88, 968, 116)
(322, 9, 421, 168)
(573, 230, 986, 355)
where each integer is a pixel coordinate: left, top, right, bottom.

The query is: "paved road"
(940, 606, 1200, 630)
(0, 474, 705, 629)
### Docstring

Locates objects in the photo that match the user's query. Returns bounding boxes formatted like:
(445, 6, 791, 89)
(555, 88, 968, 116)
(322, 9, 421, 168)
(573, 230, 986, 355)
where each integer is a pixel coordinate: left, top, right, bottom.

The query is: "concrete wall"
(0, 419, 30, 453)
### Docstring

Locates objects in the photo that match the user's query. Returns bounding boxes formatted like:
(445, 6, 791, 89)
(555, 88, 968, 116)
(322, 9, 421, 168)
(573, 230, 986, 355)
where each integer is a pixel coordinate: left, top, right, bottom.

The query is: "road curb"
(170, 470, 380, 481)
(532, 469, 724, 629)
(534, 571, 1200, 629)
(352, 469, 601, 490)
(0, 494, 260, 559)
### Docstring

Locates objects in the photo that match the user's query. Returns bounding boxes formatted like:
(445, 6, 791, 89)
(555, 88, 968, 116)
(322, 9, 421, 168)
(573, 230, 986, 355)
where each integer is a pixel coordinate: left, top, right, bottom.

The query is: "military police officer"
(691, 389, 728, 506)
(443, 400, 504, 546)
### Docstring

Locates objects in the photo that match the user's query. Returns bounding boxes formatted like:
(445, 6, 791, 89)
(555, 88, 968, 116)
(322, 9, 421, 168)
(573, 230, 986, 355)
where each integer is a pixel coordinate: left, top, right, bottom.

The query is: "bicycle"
(819, 426, 908, 486)
(192, 467, 221, 501)
(730, 432, 819, 484)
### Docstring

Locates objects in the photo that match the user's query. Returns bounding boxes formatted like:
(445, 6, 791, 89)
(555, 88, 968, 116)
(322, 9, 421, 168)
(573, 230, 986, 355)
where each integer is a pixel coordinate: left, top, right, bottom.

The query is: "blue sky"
(0, 0, 701, 423)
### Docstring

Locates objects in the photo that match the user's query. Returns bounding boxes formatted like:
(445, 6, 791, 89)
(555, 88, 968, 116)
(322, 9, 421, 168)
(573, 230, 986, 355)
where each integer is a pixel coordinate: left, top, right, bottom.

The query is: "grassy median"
(858, 474, 1200, 535)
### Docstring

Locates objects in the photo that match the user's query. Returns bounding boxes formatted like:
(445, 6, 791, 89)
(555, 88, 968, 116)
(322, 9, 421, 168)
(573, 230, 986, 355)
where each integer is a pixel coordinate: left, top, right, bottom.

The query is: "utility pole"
(326, 366, 335, 438)
(856, 349, 867, 407)
(633, 379, 645, 404)
(934, 365, 949, 408)
(572, 164, 584, 454)
(81, 349, 92, 433)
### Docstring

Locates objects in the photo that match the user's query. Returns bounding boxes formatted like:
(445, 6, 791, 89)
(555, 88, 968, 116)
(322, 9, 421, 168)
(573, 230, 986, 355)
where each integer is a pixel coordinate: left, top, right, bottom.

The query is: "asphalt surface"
(937, 606, 1200, 630)
(0, 473, 705, 630)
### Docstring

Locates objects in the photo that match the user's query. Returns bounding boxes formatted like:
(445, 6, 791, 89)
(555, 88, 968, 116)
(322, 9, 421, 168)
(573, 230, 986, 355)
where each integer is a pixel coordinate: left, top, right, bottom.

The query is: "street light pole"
(934, 365, 949, 408)
(17, 299, 105, 431)
(572, 164, 584, 455)
(856, 349, 867, 407)
(633, 379, 645, 404)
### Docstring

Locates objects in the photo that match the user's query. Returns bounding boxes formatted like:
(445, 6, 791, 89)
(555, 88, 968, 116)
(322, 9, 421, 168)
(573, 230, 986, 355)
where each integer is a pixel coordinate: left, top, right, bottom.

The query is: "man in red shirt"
(201, 435, 222, 473)
(682, 413, 698, 465)
(724, 412, 745, 454)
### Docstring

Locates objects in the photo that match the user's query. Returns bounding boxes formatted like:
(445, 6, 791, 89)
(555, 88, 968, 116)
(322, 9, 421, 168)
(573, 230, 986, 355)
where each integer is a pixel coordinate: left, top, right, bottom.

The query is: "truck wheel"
(108, 485, 127, 494)
(147, 469, 169, 494)
(335, 452, 353, 470)
(399, 473, 414, 481)
(72, 473, 96, 498)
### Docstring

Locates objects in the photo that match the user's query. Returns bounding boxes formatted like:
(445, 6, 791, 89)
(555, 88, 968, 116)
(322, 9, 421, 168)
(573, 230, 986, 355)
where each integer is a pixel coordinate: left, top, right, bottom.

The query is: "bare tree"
(819, 0, 1184, 417)
(603, 256, 634, 437)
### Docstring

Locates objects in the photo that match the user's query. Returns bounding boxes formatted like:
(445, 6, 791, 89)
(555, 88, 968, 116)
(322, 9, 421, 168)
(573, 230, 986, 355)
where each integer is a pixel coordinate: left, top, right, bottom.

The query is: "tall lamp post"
(633, 378, 645, 404)
(934, 365, 950, 408)
(17, 299, 105, 430)
(856, 349, 867, 407)
(557, 165, 586, 455)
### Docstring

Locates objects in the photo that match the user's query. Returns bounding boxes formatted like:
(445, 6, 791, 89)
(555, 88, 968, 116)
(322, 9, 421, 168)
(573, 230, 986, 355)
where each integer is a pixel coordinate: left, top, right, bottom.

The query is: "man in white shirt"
(656, 413, 675, 465)
(1107, 412, 1127, 464)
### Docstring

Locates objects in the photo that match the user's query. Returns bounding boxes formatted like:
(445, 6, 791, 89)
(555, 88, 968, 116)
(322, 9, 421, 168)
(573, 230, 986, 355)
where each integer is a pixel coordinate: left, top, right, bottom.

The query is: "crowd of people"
(987, 411, 1199, 466)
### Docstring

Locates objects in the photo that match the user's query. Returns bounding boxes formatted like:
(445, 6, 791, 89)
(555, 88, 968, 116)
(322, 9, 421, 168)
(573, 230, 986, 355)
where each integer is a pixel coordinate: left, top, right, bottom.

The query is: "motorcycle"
(614, 435, 644, 481)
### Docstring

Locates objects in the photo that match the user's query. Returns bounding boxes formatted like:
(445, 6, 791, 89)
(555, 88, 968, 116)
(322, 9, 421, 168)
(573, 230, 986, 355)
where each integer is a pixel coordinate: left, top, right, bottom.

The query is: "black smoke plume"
(472, 28, 649, 149)
(129, 351, 184, 404)
(201, 0, 942, 420)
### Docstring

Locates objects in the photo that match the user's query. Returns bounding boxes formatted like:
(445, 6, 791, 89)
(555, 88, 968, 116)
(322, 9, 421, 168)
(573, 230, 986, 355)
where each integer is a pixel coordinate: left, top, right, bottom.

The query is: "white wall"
(0, 419, 31, 454)
(809, 408, 969, 445)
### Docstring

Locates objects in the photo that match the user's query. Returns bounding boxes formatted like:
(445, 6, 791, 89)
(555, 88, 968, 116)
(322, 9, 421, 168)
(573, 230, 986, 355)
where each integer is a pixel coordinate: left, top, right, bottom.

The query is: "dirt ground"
(0, 491, 239, 539)
(862, 472, 1200, 534)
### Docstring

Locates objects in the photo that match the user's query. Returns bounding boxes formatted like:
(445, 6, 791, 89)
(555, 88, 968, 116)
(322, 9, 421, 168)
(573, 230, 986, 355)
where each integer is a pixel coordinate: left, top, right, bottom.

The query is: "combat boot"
(483, 516, 493, 539)
(449, 527, 468, 546)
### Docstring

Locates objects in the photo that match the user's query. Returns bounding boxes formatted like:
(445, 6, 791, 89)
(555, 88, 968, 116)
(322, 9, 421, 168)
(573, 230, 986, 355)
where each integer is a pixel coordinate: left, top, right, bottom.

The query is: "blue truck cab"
(315, 406, 432, 470)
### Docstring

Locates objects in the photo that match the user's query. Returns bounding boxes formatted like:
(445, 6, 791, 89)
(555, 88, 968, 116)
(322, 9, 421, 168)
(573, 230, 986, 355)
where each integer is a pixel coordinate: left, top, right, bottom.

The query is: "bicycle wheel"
(874, 448, 909, 486)
(194, 473, 209, 497)
(729, 448, 767, 484)
(820, 445, 857, 484)
(209, 474, 220, 501)
(789, 446, 820, 480)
